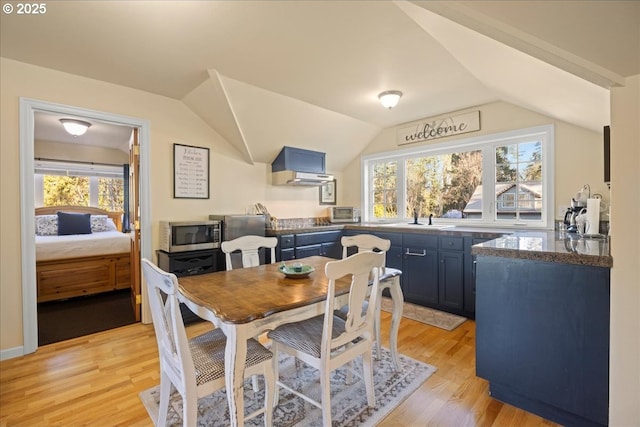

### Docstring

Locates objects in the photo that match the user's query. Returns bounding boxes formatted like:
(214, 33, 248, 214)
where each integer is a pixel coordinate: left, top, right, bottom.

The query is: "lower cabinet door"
(403, 247, 438, 305)
(438, 250, 464, 310)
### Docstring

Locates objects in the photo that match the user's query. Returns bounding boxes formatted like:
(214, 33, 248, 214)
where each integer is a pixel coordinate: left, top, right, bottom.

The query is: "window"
(35, 160, 125, 211)
(362, 125, 554, 228)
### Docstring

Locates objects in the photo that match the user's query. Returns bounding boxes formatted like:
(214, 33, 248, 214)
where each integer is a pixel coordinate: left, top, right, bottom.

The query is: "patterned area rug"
(380, 297, 467, 331)
(139, 347, 435, 426)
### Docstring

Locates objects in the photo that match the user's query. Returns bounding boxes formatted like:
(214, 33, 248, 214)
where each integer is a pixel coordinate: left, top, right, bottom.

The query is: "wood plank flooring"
(0, 313, 560, 426)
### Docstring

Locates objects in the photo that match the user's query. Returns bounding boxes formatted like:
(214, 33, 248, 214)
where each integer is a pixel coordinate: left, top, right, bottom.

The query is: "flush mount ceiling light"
(378, 90, 402, 109)
(59, 118, 92, 136)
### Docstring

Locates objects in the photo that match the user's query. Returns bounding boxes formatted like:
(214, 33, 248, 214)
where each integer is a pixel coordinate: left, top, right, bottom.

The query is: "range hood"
(272, 170, 334, 186)
(271, 146, 332, 186)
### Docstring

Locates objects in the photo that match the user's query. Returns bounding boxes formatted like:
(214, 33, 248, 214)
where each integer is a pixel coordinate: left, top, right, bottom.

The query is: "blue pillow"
(57, 211, 92, 235)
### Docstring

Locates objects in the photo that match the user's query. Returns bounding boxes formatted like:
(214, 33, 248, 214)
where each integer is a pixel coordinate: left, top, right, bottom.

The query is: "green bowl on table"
(279, 263, 315, 278)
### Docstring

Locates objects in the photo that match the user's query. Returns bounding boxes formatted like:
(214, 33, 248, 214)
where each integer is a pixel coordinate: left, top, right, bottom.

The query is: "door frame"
(19, 97, 152, 355)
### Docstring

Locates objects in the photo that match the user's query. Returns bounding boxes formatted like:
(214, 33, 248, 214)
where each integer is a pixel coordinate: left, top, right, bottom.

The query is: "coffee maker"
(563, 185, 590, 233)
(563, 204, 584, 233)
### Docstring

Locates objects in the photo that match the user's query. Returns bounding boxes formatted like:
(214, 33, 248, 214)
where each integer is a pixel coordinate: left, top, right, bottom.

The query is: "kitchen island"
(472, 231, 611, 427)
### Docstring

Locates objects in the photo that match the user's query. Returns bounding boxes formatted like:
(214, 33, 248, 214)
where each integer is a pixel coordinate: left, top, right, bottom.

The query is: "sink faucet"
(413, 209, 419, 225)
(428, 213, 433, 225)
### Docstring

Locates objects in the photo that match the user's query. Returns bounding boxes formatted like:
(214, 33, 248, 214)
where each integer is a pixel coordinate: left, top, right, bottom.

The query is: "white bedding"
(36, 231, 130, 261)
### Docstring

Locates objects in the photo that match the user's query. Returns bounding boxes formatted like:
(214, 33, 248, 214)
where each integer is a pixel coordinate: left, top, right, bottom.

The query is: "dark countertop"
(266, 222, 612, 268)
(265, 224, 345, 235)
(471, 230, 612, 268)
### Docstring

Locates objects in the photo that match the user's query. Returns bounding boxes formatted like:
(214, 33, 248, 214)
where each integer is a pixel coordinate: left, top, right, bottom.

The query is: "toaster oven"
(329, 206, 359, 223)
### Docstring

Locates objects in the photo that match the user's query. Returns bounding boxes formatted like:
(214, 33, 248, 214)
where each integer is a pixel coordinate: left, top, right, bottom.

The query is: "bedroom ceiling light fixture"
(378, 90, 402, 109)
(59, 118, 92, 136)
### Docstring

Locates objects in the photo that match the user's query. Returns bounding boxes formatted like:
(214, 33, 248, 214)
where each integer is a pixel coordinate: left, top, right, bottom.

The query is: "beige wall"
(35, 139, 129, 165)
(609, 74, 640, 425)
(0, 58, 342, 351)
(342, 101, 610, 221)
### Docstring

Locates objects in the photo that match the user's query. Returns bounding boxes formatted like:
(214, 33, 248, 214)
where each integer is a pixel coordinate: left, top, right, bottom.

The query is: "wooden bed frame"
(35, 206, 131, 303)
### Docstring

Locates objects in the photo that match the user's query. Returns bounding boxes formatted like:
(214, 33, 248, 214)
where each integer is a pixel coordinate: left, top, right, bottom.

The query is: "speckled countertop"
(471, 230, 612, 268)
(266, 223, 612, 268)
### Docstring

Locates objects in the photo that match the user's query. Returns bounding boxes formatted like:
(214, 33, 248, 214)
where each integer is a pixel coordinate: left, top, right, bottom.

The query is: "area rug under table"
(379, 297, 467, 331)
(140, 347, 435, 427)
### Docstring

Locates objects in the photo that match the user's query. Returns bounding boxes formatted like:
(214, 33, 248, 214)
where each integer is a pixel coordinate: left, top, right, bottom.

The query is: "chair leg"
(387, 276, 404, 371)
(374, 286, 384, 359)
(320, 367, 332, 427)
(362, 349, 376, 408)
(157, 373, 172, 427)
(262, 364, 275, 427)
(271, 342, 281, 407)
(182, 390, 198, 427)
(251, 375, 260, 392)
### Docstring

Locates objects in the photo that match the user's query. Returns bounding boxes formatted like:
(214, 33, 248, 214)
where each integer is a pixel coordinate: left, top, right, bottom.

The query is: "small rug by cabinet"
(380, 297, 467, 331)
(139, 347, 436, 427)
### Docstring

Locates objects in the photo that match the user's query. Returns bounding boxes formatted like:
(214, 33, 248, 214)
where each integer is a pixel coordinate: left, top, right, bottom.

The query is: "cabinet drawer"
(280, 234, 295, 249)
(296, 230, 342, 246)
(440, 236, 463, 251)
(403, 233, 438, 249)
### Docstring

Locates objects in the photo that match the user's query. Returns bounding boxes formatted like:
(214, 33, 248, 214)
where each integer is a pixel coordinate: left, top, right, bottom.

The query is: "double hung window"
(362, 125, 554, 228)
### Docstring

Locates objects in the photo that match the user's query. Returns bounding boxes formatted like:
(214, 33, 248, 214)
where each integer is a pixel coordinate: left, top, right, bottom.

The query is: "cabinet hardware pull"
(405, 249, 426, 256)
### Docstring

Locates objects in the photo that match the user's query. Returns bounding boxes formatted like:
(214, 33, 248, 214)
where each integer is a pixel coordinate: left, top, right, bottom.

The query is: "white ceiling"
(2, 1, 638, 170)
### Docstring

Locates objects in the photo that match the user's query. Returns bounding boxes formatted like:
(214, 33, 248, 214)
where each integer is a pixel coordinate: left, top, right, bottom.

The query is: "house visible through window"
(35, 160, 124, 211)
(362, 125, 554, 228)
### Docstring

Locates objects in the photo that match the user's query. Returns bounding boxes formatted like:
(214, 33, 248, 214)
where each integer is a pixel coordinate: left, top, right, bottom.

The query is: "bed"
(35, 206, 131, 303)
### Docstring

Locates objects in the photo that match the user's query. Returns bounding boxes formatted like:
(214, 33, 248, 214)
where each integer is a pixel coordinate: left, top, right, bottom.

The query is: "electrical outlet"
(558, 205, 569, 218)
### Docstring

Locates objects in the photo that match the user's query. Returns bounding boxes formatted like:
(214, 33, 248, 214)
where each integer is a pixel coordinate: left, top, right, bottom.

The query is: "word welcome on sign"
(397, 111, 480, 146)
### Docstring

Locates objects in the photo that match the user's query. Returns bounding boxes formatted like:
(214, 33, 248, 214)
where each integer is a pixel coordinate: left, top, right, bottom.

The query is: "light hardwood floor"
(0, 313, 559, 426)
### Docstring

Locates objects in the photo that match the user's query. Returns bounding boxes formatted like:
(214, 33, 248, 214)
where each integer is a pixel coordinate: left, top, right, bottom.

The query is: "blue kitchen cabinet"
(295, 230, 342, 259)
(402, 233, 439, 306)
(475, 255, 610, 427)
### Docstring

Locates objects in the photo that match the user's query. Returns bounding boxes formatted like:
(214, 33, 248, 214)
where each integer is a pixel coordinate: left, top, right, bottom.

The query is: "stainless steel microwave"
(329, 206, 359, 223)
(159, 220, 221, 253)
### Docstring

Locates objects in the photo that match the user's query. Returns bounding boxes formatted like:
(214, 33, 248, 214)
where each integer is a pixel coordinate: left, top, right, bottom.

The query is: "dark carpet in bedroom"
(38, 290, 136, 346)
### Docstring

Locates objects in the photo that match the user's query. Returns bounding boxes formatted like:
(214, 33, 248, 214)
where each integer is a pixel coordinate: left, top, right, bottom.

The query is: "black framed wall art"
(319, 179, 336, 205)
(173, 143, 210, 199)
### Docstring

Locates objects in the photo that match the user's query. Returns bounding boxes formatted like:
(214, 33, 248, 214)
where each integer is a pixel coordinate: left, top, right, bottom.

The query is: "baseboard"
(1, 345, 25, 361)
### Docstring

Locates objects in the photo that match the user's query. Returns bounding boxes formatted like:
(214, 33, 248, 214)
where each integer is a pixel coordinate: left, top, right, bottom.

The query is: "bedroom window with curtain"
(361, 125, 554, 228)
(34, 160, 124, 211)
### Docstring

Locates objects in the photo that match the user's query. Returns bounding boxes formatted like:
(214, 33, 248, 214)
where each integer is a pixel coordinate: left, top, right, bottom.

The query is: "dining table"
(177, 255, 403, 427)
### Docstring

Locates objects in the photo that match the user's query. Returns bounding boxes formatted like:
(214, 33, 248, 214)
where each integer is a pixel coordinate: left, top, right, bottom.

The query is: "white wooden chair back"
(221, 235, 278, 271)
(323, 251, 385, 352)
(342, 234, 390, 256)
(141, 258, 195, 398)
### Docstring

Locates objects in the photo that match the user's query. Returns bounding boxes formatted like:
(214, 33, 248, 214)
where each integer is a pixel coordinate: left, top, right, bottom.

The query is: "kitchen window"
(362, 125, 554, 228)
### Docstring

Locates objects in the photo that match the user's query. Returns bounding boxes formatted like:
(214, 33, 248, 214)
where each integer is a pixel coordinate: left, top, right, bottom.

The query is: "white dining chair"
(141, 258, 274, 427)
(267, 251, 385, 427)
(221, 235, 278, 270)
(339, 234, 403, 370)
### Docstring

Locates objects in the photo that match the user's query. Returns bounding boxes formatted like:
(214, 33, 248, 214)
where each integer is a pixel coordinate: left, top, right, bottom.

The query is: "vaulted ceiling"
(2, 1, 638, 171)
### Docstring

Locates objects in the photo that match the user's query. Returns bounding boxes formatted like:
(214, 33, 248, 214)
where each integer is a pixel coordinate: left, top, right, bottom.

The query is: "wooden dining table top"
(177, 256, 352, 324)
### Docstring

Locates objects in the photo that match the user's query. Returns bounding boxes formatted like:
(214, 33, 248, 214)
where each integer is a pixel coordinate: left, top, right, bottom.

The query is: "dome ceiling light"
(378, 90, 402, 109)
(59, 118, 92, 136)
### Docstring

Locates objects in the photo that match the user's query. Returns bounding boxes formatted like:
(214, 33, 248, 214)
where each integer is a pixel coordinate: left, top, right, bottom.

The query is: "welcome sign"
(397, 110, 480, 145)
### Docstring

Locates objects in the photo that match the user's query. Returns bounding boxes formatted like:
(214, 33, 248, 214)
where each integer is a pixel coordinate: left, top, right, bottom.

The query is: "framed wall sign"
(173, 143, 210, 199)
(319, 179, 337, 205)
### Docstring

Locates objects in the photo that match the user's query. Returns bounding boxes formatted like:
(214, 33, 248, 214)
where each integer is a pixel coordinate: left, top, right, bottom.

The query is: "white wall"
(609, 74, 640, 426)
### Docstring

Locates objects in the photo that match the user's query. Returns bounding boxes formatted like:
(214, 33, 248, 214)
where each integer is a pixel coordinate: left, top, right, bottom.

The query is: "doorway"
(19, 98, 152, 355)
